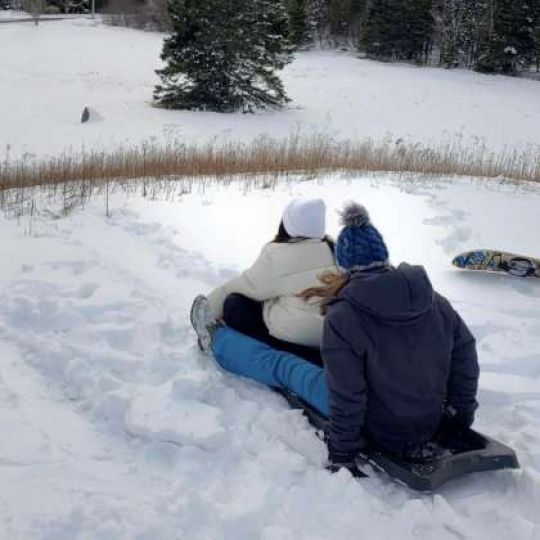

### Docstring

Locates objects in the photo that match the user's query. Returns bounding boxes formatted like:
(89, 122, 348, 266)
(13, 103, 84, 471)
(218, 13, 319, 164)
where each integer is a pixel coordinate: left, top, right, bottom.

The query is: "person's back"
(257, 239, 335, 346)
(324, 264, 479, 456)
(206, 198, 336, 352)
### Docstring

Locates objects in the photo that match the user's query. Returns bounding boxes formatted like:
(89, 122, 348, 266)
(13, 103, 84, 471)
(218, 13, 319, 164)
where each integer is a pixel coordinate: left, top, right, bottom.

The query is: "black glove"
(441, 405, 474, 432)
(326, 461, 368, 478)
(436, 406, 475, 453)
(398, 441, 445, 463)
(327, 451, 368, 479)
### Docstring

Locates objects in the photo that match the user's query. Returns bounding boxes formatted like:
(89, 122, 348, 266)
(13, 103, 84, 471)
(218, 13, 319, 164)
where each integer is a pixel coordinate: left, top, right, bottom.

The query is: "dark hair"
(273, 221, 292, 243)
(272, 220, 336, 253)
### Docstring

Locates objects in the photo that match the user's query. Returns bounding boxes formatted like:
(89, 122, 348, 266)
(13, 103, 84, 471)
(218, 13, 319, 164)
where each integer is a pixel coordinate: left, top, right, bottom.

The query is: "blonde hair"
(298, 270, 350, 314)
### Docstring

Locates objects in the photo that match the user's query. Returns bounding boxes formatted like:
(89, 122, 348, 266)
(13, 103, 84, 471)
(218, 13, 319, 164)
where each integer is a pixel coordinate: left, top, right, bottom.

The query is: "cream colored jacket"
(207, 239, 336, 347)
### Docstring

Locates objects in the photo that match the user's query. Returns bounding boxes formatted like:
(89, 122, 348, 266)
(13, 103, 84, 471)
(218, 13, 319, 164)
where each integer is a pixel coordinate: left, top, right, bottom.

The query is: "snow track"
(1, 176, 540, 539)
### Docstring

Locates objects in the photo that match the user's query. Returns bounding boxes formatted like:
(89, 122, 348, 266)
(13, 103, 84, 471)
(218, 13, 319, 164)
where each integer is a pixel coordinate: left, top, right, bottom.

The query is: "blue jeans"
(222, 293, 323, 366)
(212, 327, 330, 416)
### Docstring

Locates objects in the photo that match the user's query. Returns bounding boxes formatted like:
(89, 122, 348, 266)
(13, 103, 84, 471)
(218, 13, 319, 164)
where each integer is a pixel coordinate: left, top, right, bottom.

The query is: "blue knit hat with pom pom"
(335, 202, 389, 271)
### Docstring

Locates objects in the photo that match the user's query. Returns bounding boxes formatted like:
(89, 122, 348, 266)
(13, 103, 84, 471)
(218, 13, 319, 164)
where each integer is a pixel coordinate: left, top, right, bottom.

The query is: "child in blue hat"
(303, 201, 479, 472)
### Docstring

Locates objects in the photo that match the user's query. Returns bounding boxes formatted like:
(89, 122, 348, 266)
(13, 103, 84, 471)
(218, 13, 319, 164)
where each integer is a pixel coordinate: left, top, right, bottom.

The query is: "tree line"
(303, 0, 540, 74)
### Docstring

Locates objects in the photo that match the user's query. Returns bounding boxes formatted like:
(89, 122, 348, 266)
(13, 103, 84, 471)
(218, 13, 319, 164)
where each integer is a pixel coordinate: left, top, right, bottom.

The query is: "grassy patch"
(1, 135, 538, 215)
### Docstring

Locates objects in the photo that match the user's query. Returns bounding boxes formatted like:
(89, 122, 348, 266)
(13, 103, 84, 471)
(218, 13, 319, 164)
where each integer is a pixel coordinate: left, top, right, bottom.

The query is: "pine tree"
(461, 1, 491, 67)
(530, 3, 540, 71)
(476, 0, 539, 74)
(362, 0, 432, 62)
(362, 0, 403, 58)
(432, 0, 463, 67)
(535, 21, 540, 71)
(307, 0, 327, 43)
(288, 0, 313, 49)
(432, 0, 489, 68)
(154, 0, 293, 112)
(323, 0, 367, 46)
(405, 0, 433, 63)
(349, 0, 369, 46)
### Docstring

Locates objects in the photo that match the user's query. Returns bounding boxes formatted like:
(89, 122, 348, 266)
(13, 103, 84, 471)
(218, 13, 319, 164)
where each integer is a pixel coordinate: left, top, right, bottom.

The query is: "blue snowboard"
(453, 249, 540, 278)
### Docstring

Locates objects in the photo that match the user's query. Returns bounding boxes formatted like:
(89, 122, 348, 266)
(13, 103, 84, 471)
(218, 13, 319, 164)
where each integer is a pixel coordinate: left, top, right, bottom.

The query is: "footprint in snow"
(125, 385, 226, 450)
(436, 227, 473, 254)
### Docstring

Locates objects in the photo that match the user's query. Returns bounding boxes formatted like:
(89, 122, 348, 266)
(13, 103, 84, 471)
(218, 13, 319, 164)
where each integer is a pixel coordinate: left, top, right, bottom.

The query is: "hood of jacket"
(337, 263, 434, 323)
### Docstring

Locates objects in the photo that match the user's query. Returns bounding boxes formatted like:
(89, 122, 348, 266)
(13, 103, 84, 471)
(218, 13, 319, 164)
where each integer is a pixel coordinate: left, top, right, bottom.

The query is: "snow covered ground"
(0, 10, 84, 21)
(2, 13, 540, 540)
(1, 175, 540, 539)
(0, 10, 19, 19)
(1, 18, 539, 161)
(0, 10, 29, 19)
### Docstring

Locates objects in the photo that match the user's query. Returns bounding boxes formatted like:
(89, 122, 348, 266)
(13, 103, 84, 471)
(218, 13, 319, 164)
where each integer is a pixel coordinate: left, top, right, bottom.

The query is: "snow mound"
(125, 380, 227, 449)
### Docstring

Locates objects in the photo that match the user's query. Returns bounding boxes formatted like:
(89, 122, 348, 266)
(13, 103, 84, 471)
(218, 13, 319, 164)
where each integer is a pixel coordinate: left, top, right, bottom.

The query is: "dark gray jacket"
(322, 263, 479, 459)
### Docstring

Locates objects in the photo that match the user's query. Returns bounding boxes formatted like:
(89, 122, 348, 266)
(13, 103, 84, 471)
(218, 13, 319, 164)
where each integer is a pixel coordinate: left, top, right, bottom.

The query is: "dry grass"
(0, 135, 538, 215)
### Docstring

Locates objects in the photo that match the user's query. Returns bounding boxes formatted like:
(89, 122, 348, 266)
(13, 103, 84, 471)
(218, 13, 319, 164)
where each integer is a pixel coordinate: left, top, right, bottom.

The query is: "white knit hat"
(282, 198, 326, 239)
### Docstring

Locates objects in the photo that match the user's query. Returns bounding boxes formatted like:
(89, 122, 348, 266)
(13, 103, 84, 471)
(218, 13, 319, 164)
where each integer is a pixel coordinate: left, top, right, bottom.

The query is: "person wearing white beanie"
(202, 197, 336, 365)
(282, 198, 326, 239)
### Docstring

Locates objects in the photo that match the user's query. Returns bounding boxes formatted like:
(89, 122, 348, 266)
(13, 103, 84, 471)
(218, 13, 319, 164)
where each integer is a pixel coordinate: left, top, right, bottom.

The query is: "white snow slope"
(1, 18, 540, 160)
(1, 175, 540, 539)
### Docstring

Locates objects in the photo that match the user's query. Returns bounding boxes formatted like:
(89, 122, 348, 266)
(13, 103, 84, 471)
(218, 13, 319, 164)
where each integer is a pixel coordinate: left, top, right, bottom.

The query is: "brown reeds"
(1, 135, 538, 201)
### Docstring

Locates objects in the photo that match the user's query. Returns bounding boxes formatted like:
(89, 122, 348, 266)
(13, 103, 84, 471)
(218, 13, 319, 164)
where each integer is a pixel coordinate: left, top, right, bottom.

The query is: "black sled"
(279, 390, 520, 492)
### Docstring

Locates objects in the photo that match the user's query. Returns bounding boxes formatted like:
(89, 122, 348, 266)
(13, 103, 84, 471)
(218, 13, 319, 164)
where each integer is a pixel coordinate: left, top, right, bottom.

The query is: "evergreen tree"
(328, 0, 351, 41)
(476, 0, 539, 74)
(460, 0, 491, 67)
(288, 0, 313, 49)
(362, 0, 403, 58)
(324, 0, 368, 46)
(535, 20, 540, 71)
(307, 0, 328, 43)
(530, 3, 540, 71)
(406, 0, 433, 62)
(432, 0, 489, 68)
(349, 0, 369, 46)
(432, 0, 462, 67)
(154, 0, 293, 112)
(363, 0, 432, 62)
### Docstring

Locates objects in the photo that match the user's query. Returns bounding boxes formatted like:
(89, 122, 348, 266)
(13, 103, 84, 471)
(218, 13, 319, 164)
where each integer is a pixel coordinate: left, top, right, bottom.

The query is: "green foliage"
(476, 0, 540, 74)
(44, 0, 91, 13)
(362, 0, 433, 62)
(536, 23, 540, 70)
(313, 0, 539, 73)
(288, 0, 313, 49)
(323, 0, 367, 44)
(154, 0, 293, 112)
(432, 1, 490, 68)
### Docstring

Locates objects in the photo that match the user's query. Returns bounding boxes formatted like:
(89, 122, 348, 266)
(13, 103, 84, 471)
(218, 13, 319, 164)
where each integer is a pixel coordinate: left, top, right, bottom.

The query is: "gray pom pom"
(339, 202, 370, 227)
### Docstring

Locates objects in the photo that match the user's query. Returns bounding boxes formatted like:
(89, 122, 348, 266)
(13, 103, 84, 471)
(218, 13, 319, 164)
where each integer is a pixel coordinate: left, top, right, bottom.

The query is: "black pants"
(222, 293, 324, 367)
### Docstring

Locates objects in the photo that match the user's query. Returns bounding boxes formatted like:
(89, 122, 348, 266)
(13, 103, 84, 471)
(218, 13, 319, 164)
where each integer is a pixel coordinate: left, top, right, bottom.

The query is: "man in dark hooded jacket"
(323, 203, 479, 472)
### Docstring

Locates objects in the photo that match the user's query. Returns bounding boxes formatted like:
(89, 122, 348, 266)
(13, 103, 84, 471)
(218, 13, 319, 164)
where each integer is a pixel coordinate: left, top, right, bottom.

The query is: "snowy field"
(0, 10, 85, 21)
(0, 10, 18, 19)
(1, 18, 540, 160)
(1, 175, 540, 539)
(0, 10, 27, 19)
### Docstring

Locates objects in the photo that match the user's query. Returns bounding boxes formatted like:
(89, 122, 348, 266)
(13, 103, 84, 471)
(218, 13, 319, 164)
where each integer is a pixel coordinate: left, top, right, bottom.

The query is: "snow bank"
(0, 174, 539, 538)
